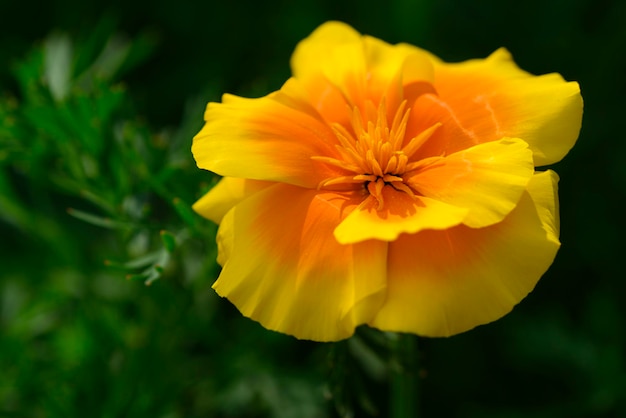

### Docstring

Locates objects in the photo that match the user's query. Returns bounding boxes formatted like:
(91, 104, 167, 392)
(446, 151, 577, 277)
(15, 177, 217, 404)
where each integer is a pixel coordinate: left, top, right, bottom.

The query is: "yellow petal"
(414, 48, 582, 166)
(291, 22, 367, 107)
(407, 137, 534, 228)
(334, 186, 469, 244)
(526, 169, 560, 243)
(291, 21, 362, 81)
(213, 183, 388, 341)
(291, 21, 434, 113)
(192, 177, 273, 224)
(192, 85, 337, 188)
(369, 172, 561, 337)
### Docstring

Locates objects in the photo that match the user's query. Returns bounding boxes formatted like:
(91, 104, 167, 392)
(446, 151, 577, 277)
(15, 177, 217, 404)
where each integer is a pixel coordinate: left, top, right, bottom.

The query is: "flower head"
(192, 22, 582, 341)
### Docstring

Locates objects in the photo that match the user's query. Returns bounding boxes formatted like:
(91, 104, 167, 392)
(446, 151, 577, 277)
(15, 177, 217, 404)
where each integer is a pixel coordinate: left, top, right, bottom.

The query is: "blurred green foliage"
(1, 0, 625, 417)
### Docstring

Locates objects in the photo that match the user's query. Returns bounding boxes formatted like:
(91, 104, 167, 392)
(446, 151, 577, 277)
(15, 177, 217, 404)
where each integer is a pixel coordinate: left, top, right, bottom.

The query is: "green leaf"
(125, 264, 164, 286)
(105, 251, 162, 270)
(67, 208, 134, 230)
(160, 230, 177, 253)
(78, 189, 117, 215)
(89, 35, 132, 81)
(172, 197, 197, 228)
(44, 33, 73, 102)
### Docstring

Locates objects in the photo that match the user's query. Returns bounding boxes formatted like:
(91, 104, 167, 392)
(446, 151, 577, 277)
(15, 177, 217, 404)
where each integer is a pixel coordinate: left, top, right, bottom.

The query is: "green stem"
(389, 333, 420, 418)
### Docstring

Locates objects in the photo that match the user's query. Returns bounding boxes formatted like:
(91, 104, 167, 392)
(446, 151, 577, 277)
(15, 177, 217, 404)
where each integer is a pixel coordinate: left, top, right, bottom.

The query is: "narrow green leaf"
(90, 34, 131, 80)
(172, 197, 197, 228)
(105, 251, 162, 270)
(125, 266, 162, 286)
(44, 33, 73, 102)
(78, 189, 116, 215)
(160, 230, 177, 253)
(67, 208, 133, 230)
(143, 268, 162, 286)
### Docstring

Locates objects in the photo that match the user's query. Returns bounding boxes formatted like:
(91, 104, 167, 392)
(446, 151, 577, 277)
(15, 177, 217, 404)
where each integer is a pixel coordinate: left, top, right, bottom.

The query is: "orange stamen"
(312, 98, 441, 210)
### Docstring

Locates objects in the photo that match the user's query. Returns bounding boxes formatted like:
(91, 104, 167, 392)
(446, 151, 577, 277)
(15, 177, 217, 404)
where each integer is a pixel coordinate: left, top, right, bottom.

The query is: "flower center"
(312, 99, 440, 210)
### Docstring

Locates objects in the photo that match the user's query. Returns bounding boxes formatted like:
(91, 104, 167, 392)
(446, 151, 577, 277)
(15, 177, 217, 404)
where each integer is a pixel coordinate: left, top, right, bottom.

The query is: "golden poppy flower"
(192, 22, 582, 341)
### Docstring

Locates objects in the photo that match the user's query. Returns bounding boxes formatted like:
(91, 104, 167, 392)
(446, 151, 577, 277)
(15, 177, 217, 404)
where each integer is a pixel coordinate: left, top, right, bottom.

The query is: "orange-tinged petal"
(369, 172, 561, 337)
(407, 137, 534, 228)
(192, 84, 338, 188)
(360, 36, 435, 110)
(213, 183, 388, 341)
(291, 21, 362, 81)
(409, 48, 582, 166)
(291, 21, 434, 118)
(192, 177, 273, 224)
(334, 186, 469, 244)
(281, 73, 353, 130)
(291, 22, 367, 104)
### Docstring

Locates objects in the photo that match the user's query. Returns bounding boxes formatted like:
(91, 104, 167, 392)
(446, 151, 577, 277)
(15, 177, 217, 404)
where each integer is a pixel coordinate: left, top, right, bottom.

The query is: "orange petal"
(289, 72, 353, 129)
(192, 83, 337, 188)
(192, 177, 273, 224)
(361, 36, 435, 111)
(408, 48, 582, 166)
(334, 186, 469, 244)
(213, 183, 388, 341)
(406, 137, 534, 228)
(369, 171, 561, 337)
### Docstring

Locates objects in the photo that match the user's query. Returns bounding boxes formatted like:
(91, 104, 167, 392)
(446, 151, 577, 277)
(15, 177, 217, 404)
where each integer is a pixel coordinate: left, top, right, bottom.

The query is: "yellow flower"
(192, 22, 582, 341)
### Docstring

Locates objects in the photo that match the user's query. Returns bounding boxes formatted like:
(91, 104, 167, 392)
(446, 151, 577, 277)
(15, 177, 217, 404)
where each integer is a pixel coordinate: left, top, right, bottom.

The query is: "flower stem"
(389, 333, 420, 418)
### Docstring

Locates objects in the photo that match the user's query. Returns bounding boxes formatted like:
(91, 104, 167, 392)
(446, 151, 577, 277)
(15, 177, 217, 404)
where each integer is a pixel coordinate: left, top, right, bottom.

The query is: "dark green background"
(1, 0, 624, 417)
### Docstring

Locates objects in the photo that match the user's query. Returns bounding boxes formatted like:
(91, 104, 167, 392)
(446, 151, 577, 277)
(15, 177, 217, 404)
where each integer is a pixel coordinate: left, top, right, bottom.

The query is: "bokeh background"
(1, 0, 624, 417)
